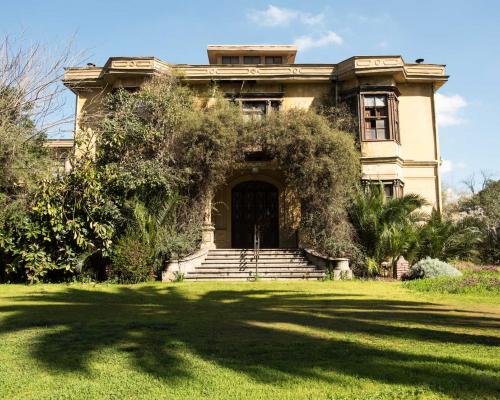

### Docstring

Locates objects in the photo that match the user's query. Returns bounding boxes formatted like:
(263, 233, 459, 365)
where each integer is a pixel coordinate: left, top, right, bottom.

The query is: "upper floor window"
(221, 56, 240, 64)
(241, 100, 281, 120)
(359, 90, 400, 142)
(243, 56, 261, 64)
(363, 95, 389, 140)
(265, 56, 283, 64)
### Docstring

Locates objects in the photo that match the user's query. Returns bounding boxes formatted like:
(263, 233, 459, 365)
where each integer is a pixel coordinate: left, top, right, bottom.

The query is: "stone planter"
(303, 249, 353, 280)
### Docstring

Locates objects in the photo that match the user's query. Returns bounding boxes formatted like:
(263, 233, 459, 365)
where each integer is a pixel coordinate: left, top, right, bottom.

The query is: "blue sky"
(2, 0, 499, 191)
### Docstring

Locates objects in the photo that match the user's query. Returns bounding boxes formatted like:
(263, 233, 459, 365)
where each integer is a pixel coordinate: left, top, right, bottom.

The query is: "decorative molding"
(63, 55, 448, 91)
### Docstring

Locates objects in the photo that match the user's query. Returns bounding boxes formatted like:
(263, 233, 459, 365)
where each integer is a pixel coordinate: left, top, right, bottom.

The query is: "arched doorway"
(231, 181, 279, 248)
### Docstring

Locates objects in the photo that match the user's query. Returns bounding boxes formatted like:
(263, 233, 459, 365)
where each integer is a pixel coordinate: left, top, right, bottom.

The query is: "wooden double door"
(231, 181, 279, 248)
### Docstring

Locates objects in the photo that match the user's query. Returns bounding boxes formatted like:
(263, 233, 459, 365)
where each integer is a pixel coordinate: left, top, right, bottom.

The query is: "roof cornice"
(63, 55, 448, 92)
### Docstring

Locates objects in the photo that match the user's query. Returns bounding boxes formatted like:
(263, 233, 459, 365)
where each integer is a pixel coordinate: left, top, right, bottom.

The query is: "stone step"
(184, 248, 322, 281)
(203, 259, 310, 264)
(184, 276, 323, 282)
(208, 250, 303, 257)
(210, 248, 299, 250)
(185, 271, 324, 280)
(199, 263, 313, 269)
(207, 253, 304, 258)
(194, 267, 320, 273)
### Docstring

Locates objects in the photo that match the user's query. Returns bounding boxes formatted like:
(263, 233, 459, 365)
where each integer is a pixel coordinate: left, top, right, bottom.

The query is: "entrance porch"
(211, 167, 300, 249)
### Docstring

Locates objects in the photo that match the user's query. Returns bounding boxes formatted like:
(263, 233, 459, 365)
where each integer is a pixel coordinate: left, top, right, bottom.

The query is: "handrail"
(254, 223, 260, 278)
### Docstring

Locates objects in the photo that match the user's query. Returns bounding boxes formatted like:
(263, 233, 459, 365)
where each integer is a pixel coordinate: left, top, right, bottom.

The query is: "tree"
(0, 35, 84, 282)
(416, 209, 482, 263)
(456, 179, 500, 264)
(349, 184, 426, 276)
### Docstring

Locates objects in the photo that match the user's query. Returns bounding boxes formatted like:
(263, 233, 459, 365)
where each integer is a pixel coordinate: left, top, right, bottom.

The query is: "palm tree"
(349, 184, 426, 277)
(417, 209, 482, 262)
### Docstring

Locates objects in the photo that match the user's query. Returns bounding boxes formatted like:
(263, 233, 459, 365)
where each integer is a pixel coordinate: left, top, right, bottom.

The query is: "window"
(242, 101, 267, 120)
(383, 184, 394, 199)
(221, 56, 240, 64)
(241, 100, 281, 120)
(243, 56, 261, 64)
(362, 179, 404, 200)
(363, 95, 389, 140)
(345, 87, 400, 142)
(265, 56, 283, 64)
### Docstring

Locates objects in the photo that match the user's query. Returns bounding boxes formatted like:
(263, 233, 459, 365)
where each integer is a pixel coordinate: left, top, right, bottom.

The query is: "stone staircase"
(185, 248, 325, 281)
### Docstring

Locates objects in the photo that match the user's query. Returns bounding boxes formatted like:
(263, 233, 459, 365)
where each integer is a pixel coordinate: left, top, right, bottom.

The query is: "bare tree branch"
(0, 33, 86, 139)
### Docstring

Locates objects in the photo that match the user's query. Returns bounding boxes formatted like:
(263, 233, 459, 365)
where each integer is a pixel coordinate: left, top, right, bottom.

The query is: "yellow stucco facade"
(62, 45, 448, 249)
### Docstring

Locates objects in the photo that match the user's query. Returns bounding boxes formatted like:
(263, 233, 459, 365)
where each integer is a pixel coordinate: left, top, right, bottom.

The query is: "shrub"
(251, 108, 361, 259)
(2, 160, 119, 283)
(408, 257, 462, 279)
(109, 234, 154, 283)
(404, 269, 499, 295)
(108, 197, 200, 283)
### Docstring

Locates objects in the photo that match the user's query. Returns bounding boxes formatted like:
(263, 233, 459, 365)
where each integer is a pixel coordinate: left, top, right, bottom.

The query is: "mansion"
(60, 45, 448, 255)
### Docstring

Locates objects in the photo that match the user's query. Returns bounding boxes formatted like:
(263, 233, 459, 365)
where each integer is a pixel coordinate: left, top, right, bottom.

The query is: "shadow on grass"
(0, 285, 499, 398)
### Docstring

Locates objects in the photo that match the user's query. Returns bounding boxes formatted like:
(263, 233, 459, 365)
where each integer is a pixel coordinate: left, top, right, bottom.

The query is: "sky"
(2, 0, 499, 192)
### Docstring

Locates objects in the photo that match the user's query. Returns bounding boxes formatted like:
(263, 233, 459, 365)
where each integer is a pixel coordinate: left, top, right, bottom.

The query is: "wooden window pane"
(375, 96, 386, 107)
(366, 128, 376, 139)
(242, 101, 267, 120)
(377, 128, 388, 139)
(364, 96, 375, 107)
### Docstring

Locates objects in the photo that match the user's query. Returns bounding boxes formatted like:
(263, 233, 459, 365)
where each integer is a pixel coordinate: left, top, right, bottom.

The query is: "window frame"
(362, 179, 405, 200)
(239, 98, 282, 120)
(342, 86, 400, 143)
(360, 91, 400, 143)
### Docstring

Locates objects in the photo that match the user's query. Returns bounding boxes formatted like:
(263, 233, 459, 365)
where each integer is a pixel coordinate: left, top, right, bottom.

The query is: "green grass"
(0, 281, 499, 400)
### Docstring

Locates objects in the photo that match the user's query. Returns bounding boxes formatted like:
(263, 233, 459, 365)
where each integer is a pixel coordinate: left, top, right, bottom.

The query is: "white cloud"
(349, 13, 390, 24)
(247, 5, 324, 27)
(300, 13, 324, 25)
(247, 5, 296, 26)
(294, 31, 343, 51)
(435, 93, 467, 127)
(441, 159, 466, 174)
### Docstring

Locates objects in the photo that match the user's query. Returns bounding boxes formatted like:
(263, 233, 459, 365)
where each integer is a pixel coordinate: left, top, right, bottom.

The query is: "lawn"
(0, 281, 499, 400)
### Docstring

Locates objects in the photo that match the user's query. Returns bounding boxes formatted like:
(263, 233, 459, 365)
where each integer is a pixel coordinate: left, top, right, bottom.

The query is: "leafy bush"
(404, 269, 499, 295)
(408, 257, 462, 279)
(1, 158, 119, 283)
(250, 108, 361, 259)
(109, 233, 154, 283)
(109, 197, 200, 283)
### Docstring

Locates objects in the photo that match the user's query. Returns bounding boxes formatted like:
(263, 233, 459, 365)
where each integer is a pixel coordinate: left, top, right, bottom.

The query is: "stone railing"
(162, 247, 210, 282)
(303, 249, 352, 280)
